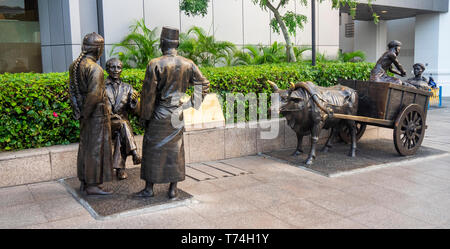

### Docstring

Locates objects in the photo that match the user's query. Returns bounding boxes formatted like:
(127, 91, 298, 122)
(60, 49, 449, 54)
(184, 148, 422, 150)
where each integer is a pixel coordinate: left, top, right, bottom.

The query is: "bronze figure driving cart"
(337, 79, 433, 156)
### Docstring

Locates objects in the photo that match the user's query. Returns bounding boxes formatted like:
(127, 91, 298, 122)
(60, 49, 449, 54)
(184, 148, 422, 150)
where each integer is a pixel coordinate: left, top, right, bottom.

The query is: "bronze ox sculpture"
(268, 80, 359, 165)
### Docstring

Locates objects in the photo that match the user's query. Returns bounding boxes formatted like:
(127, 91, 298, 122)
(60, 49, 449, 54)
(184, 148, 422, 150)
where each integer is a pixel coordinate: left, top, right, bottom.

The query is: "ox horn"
(267, 80, 279, 92)
(290, 82, 295, 90)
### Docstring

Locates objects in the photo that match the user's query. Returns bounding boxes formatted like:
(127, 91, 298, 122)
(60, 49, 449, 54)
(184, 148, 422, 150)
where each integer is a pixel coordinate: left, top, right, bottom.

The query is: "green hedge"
(0, 62, 373, 151)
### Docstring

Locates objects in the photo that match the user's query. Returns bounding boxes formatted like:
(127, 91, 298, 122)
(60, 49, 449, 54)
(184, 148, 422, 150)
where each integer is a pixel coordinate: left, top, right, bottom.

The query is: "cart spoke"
(403, 138, 409, 148)
(412, 112, 418, 123)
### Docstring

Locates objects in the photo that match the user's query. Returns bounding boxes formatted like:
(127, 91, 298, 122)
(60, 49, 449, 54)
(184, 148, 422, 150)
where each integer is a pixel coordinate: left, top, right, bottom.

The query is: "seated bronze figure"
(370, 40, 408, 85)
(405, 63, 431, 91)
(105, 58, 142, 180)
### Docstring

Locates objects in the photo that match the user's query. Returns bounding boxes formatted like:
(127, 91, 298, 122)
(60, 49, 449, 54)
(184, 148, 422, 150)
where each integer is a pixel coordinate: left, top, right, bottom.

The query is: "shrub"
(0, 62, 373, 151)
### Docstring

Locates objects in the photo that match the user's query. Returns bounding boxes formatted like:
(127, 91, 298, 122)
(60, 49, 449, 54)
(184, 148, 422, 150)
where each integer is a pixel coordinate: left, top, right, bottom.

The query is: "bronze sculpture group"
(370, 40, 431, 91)
(69, 30, 430, 193)
(69, 28, 209, 197)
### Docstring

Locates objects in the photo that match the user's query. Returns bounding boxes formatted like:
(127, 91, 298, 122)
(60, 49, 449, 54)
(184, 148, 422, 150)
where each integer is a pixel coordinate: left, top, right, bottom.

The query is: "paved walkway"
(1, 99, 449, 229)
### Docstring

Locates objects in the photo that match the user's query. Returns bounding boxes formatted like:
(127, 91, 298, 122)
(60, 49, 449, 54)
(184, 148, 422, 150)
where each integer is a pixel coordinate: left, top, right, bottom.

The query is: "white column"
(415, 12, 450, 96)
(354, 20, 387, 63)
(375, 20, 387, 61)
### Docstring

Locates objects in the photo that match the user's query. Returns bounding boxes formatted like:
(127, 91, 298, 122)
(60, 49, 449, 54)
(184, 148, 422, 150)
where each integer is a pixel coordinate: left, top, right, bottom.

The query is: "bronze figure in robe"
(105, 58, 142, 180)
(68, 33, 113, 195)
(136, 26, 210, 199)
(370, 40, 408, 85)
(405, 63, 431, 91)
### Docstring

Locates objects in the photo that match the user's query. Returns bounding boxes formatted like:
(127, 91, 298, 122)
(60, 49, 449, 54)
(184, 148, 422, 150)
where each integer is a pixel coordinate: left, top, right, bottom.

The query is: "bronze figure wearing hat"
(136, 26, 210, 199)
(405, 63, 431, 91)
(370, 40, 408, 85)
(68, 32, 114, 195)
(105, 58, 142, 180)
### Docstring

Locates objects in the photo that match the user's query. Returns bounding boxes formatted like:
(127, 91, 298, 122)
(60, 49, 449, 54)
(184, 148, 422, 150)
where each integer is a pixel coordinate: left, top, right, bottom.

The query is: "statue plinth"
(183, 93, 225, 131)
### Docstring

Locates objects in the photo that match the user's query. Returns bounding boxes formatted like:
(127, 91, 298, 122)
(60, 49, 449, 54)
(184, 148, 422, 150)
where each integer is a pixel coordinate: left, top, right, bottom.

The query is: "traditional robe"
(139, 50, 209, 183)
(105, 78, 140, 169)
(69, 55, 113, 185)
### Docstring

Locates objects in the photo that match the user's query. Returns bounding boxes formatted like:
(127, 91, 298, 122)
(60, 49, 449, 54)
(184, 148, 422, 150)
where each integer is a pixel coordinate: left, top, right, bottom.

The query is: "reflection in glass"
(0, 0, 42, 73)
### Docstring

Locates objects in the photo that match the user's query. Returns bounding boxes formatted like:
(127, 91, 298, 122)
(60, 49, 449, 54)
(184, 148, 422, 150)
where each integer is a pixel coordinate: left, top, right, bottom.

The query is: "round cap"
(413, 63, 426, 71)
(161, 26, 179, 42)
(388, 40, 402, 49)
(83, 32, 104, 46)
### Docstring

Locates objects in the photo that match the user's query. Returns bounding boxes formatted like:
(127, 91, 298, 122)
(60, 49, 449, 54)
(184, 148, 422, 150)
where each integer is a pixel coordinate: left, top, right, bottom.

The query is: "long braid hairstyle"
(70, 51, 86, 119)
(69, 32, 104, 120)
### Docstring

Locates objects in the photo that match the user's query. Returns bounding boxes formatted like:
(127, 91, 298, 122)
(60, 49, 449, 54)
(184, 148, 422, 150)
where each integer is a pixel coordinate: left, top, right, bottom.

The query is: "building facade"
(0, 0, 340, 74)
(340, 0, 450, 96)
(1, 0, 450, 96)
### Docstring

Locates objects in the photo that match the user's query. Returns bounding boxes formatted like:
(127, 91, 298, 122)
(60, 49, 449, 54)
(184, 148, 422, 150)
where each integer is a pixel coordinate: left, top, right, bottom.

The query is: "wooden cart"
(336, 79, 433, 156)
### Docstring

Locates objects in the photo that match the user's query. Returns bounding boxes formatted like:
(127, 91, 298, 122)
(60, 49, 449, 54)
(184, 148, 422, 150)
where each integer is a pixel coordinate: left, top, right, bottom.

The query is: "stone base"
(60, 168, 193, 220)
(265, 139, 448, 177)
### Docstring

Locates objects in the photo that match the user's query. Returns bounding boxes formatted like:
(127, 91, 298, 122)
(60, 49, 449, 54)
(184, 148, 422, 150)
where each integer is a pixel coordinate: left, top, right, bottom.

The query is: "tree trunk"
(266, 2, 297, 63)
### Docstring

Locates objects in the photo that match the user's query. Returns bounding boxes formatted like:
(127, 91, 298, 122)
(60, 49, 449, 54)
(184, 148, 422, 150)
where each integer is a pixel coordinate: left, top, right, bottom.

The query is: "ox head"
(267, 80, 306, 113)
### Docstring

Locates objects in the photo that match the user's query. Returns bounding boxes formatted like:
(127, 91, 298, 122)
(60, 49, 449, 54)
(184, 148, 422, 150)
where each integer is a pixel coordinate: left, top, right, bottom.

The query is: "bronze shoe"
(168, 183, 178, 199)
(135, 189, 154, 198)
(116, 169, 128, 180)
(86, 186, 112, 195)
(132, 153, 142, 165)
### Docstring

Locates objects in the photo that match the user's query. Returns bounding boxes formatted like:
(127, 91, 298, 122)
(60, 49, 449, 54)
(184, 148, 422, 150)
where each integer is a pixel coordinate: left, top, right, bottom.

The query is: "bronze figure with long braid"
(68, 33, 113, 195)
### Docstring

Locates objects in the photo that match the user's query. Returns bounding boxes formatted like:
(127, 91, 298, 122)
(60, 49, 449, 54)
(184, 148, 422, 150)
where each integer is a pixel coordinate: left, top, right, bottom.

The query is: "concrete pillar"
(354, 20, 387, 63)
(38, 0, 98, 73)
(415, 12, 450, 96)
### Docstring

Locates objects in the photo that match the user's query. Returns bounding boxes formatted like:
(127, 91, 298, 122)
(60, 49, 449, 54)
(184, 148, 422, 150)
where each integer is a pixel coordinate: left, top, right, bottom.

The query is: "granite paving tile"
(0, 185, 35, 208)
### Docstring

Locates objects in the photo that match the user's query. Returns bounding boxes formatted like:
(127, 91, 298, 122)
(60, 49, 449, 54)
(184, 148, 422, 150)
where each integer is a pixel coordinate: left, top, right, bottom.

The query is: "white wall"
(387, 17, 416, 79)
(348, 17, 417, 79)
(39, 0, 343, 71)
(339, 13, 354, 53)
(353, 21, 379, 63)
(99, 0, 340, 61)
(437, 11, 450, 96)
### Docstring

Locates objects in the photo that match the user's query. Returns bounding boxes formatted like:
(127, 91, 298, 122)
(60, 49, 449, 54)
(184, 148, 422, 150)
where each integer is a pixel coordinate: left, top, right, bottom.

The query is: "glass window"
(0, 0, 42, 73)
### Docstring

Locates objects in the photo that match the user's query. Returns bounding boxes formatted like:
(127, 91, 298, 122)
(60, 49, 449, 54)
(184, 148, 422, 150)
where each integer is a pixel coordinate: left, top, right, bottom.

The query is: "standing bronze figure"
(405, 63, 431, 91)
(105, 58, 142, 180)
(68, 33, 113, 195)
(370, 40, 407, 85)
(136, 27, 210, 199)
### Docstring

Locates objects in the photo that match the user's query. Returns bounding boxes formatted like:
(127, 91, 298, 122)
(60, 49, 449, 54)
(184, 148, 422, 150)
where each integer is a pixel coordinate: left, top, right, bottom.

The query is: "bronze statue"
(268, 80, 358, 165)
(68, 33, 113, 195)
(405, 63, 431, 91)
(105, 58, 142, 180)
(370, 40, 407, 85)
(136, 27, 210, 199)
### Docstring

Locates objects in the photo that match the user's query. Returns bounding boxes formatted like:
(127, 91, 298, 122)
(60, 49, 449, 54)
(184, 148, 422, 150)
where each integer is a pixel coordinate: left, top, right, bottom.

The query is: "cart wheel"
(339, 122, 367, 144)
(394, 104, 426, 156)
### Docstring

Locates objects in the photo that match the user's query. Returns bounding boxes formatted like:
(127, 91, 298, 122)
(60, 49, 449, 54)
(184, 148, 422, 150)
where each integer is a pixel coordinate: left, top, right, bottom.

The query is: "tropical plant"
(179, 26, 236, 67)
(0, 62, 375, 151)
(110, 19, 161, 69)
(180, 0, 378, 62)
(338, 50, 366, 62)
(233, 42, 287, 65)
(293, 46, 312, 61)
